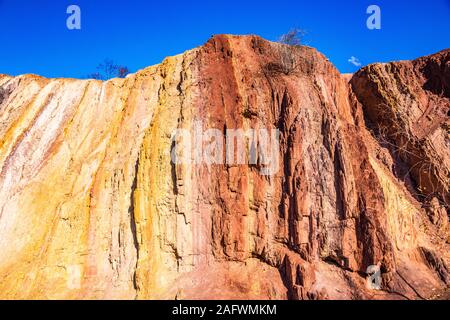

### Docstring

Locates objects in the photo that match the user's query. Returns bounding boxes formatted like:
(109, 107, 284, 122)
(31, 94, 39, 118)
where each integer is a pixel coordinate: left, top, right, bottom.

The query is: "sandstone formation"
(0, 35, 448, 300)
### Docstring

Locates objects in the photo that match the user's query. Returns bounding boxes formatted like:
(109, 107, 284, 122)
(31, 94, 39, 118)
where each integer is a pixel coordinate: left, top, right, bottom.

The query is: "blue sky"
(0, 0, 449, 78)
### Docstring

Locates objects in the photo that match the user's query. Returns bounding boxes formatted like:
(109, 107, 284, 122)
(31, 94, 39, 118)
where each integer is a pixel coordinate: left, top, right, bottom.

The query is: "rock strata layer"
(0, 35, 448, 299)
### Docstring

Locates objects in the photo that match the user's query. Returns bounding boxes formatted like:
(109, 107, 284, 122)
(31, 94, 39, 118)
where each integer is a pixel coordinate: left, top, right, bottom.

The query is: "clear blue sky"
(1, 0, 449, 78)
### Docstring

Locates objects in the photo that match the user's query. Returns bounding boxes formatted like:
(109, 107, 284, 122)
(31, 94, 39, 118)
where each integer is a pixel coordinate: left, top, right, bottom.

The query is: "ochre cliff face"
(0, 35, 448, 300)
(351, 50, 449, 209)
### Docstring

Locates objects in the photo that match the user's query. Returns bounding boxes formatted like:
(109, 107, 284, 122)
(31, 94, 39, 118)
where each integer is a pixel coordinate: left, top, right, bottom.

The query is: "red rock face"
(0, 35, 448, 300)
(184, 35, 395, 299)
(148, 36, 448, 299)
(351, 50, 450, 208)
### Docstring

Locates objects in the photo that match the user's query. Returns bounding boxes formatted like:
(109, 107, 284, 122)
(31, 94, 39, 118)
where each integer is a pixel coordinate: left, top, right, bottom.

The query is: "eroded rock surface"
(0, 35, 448, 299)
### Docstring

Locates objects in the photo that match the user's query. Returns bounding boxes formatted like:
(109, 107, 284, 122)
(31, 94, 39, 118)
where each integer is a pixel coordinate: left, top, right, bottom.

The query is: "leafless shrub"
(118, 66, 130, 78)
(374, 122, 448, 210)
(278, 28, 306, 46)
(264, 45, 299, 76)
(262, 28, 308, 76)
(86, 59, 130, 80)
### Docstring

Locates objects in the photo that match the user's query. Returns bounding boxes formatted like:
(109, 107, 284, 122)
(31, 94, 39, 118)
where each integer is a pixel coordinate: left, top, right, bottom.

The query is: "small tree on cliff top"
(87, 59, 130, 80)
(263, 28, 307, 76)
(278, 28, 306, 46)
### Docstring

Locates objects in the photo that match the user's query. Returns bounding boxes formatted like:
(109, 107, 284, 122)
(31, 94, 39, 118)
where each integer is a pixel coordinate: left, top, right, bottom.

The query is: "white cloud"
(348, 56, 362, 67)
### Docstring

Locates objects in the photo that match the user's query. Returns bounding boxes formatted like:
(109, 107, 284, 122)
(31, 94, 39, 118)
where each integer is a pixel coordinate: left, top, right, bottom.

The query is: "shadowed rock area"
(0, 35, 448, 299)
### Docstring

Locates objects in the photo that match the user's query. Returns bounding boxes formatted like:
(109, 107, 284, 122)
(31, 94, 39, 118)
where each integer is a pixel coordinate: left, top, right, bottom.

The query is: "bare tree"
(86, 59, 130, 80)
(262, 28, 308, 76)
(278, 28, 306, 46)
(118, 66, 130, 78)
(98, 59, 119, 79)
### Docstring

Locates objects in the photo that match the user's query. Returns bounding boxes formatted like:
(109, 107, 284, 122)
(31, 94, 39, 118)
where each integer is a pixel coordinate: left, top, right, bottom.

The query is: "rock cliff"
(0, 35, 448, 299)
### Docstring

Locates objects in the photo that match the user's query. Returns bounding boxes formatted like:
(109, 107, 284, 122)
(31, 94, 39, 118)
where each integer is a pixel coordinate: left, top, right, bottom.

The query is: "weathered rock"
(351, 49, 450, 298)
(0, 35, 448, 300)
(351, 50, 449, 208)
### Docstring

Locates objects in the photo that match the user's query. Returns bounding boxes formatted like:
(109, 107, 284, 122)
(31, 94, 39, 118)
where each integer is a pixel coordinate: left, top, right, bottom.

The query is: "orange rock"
(0, 36, 448, 300)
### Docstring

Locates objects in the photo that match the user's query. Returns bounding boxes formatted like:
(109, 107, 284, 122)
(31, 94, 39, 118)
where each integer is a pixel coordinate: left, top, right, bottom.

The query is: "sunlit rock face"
(0, 35, 448, 300)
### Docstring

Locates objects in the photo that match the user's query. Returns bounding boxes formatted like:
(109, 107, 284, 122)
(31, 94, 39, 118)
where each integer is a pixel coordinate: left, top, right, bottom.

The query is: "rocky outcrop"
(0, 35, 448, 299)
(351, 50, 449, 213)
(350, 50, 450, 299)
